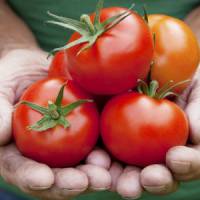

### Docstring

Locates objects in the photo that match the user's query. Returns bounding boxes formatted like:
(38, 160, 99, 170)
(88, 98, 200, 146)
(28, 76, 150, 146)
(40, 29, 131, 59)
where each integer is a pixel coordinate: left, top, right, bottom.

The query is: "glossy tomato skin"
(48, 51, 72, 80)
(13, 78, 99, 168)
(149, 15, 200, 93)
(48, 51, 111, 112)
(101, 92, 189, 167)
(67, 7, 153, 95)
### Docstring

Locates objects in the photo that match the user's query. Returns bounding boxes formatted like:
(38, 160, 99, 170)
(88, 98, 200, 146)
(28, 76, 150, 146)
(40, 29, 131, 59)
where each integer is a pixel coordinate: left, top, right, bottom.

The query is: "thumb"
(0, 49, 51, 145)
(178, 66, 200, 144)
(185, 85, 200, 144)
(0, 95, 13, 145)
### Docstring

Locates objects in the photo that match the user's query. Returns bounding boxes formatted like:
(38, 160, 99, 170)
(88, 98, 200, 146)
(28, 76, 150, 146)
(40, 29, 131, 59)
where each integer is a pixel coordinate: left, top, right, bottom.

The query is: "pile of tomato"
(13, 0, 199, 168)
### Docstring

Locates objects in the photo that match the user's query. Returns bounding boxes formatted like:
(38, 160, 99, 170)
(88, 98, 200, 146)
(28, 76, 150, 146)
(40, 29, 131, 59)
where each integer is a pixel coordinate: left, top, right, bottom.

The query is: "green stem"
(137, 79, 190, 100)
(49, 110, 60, 120)
(48, 101, 60, 120)
(47, 0, 134, 54)
(80, 14, 95, 34)
(19, 84, 93, 132)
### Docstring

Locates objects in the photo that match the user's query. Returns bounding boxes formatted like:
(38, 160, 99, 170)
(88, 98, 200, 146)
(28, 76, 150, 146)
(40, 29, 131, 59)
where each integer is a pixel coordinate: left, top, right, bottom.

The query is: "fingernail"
(61, 188, 86, 192)
(28, 185, 50, 190)
(90, 186, 110, 191)
(123, 195, 141, 200)
(143, 185, 166, 193)
(170, 161, 191, 173)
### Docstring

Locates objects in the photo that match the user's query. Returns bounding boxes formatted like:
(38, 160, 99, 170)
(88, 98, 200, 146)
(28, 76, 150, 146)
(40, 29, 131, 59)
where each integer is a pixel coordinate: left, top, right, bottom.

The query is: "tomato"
(149, 15, 200, 93)
(48, 50, 111, 112)
(48, 2, 153, 95)
(101, 92, 189, 167)
(13, 78, 99, 167)
(48, 51, 72, 80)
(68, 8, 153, 95)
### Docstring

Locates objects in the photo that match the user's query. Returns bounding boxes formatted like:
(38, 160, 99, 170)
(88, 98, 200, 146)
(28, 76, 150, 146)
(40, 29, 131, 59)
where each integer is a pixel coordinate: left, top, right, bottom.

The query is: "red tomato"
(67, 7, 153, 95)
(13, 78, 99, 167)
(48, 51, 111, 112)
(101, 92, 189, 167)
(48, 51, 72, 80)
(149, 15, 200, 93)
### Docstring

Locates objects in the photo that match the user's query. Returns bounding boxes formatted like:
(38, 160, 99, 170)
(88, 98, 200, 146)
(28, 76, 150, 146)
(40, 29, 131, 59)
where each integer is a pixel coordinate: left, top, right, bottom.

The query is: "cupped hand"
(0, 49, 49, 145)
(1, 49, 200, 200)
(0, 145, 112, 200)
(137, 10, 200, 198)
(0, 49, 112, 200)
(112, 65, 200, 199)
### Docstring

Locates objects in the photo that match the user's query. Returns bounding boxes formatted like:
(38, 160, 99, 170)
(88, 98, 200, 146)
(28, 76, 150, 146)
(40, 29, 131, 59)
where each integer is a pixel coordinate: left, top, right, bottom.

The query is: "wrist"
(0, 0, 41, 58)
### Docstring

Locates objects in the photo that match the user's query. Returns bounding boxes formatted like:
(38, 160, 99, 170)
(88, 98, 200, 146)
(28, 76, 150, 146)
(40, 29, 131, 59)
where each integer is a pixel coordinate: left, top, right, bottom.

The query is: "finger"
(176, 82, 193, 109)
(109, 162, 123, 191)
(0, 97, 13, 145)
(0, 49, 50, 102)
(86, 148, 111, 169)
(23, 168, 89, 200)
(141, 164, 178, 195)
(166, 146, 200, 181)
(77, 164, 111, 191)
(116, 166, 142, 199)
(185, 6, 200, 43)
(13, 50, 50, 101)
(53, 168, 88, 196)
(185, 96, 200, 144)
(0, 50, 51, 146)
(0, 144, 54, 192)
(179, 66, 200, 144)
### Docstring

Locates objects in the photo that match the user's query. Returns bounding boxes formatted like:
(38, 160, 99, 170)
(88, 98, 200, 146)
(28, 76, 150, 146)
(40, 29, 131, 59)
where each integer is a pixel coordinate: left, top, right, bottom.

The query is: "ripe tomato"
(48, 2, 153, 95)
(48, 51, 72, 80)
(101, 92, 189, 167)
(13, 78, 99, 167)
(149, 15, 200, 93)
(48, 51, 110, 112)
(67, 7, 153, 95)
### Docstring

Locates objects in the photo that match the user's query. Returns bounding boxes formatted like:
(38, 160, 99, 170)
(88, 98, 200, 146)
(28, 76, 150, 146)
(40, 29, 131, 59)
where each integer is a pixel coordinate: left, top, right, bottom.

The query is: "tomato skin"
(149, 15, 200, 93)
(67, 7, 153, 95)
(101, 92, 189, 167)
(13, 78, 99, 168)
(48, 51, 111, 112)
(48, 51, 72, 80)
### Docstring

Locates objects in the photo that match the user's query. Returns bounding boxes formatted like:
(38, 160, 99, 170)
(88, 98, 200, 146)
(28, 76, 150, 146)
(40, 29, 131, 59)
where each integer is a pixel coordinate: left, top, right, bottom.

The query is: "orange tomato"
(149, 15, 200, 93)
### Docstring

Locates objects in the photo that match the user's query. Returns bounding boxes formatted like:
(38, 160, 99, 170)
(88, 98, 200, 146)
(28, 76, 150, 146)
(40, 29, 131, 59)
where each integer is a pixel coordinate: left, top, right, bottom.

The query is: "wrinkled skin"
(0, 50, 112, 200)
(0, 7, 200, 200)
(111, 64, 200, 199)
(0, 46, 199, 200)
(185, 6, 200, 44)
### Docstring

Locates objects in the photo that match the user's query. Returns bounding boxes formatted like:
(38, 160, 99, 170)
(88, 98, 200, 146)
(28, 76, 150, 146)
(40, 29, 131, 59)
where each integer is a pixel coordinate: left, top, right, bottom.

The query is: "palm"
(112, 65, 200, 198)
(0, 49, 200, 200)
(0, 49, 112, 200)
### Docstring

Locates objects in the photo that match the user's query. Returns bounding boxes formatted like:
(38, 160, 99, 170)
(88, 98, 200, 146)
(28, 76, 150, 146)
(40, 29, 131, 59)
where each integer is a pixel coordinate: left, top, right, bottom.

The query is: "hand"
(0, 49, 112, 200)
(0, 145, 112, 200)
(110, 65, 200, 199)
(185, 6, 200, 43)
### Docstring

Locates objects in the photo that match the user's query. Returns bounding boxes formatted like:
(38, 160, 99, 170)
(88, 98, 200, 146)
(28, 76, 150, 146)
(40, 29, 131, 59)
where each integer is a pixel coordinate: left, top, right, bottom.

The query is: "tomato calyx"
(137, 79, 190, 99)
(20, 84, 93, 132)
(47, 0, 134, 55)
